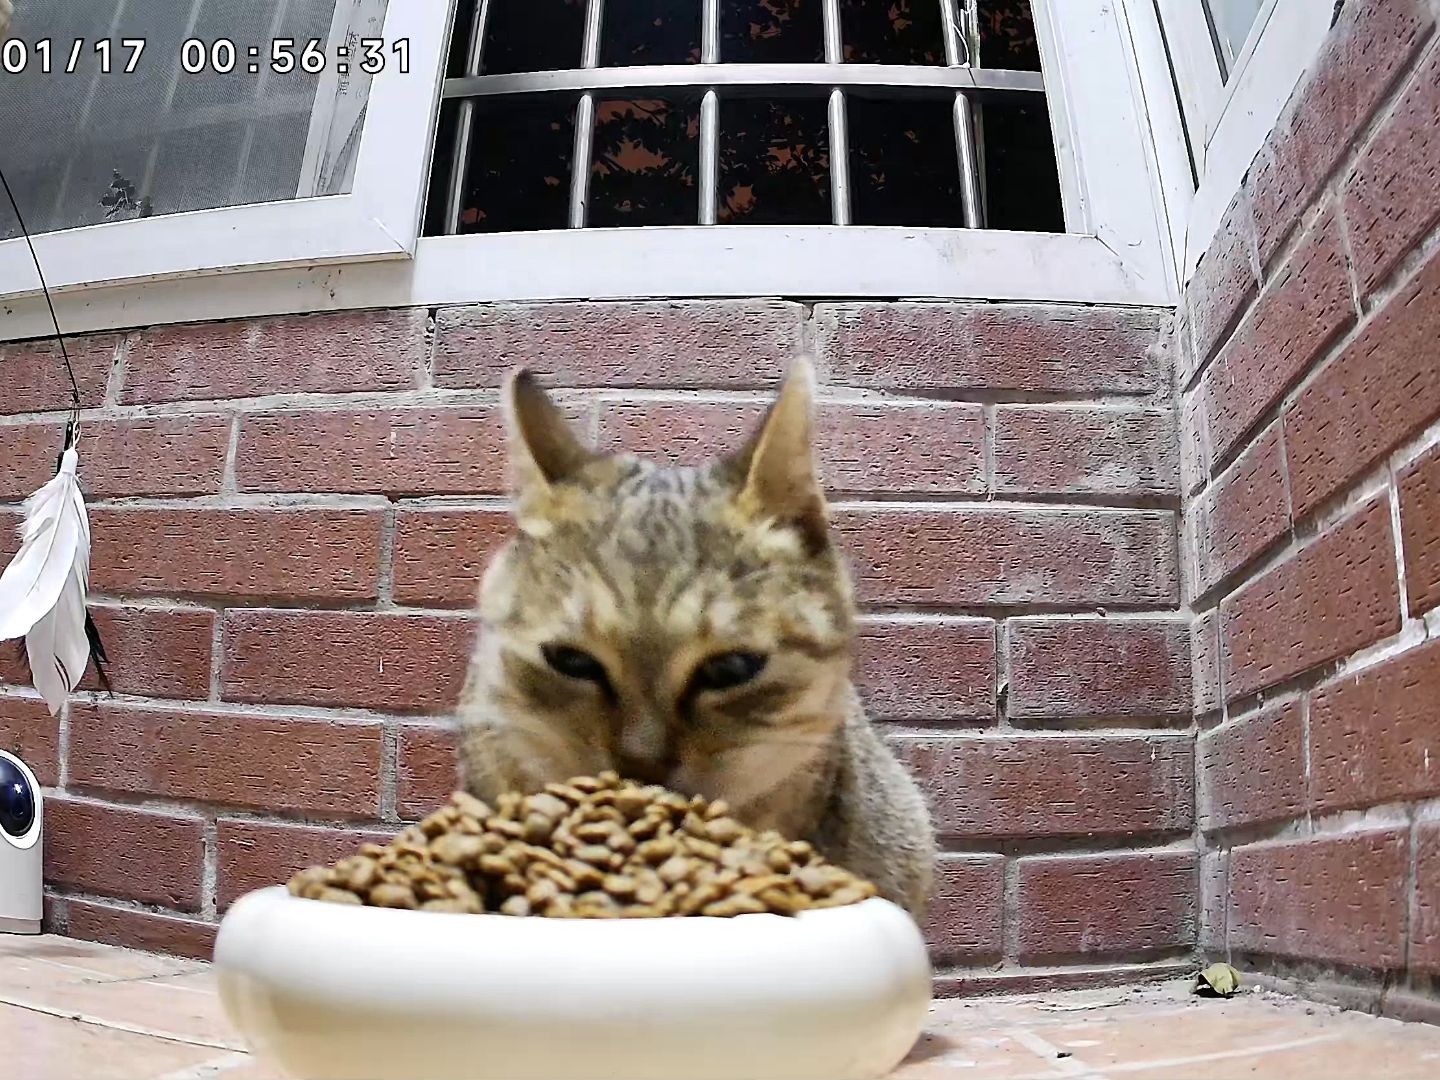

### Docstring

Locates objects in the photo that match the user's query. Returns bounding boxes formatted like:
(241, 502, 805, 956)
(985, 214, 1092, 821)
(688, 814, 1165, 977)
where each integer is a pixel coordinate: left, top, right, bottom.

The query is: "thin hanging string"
(0, 165, 81, 448)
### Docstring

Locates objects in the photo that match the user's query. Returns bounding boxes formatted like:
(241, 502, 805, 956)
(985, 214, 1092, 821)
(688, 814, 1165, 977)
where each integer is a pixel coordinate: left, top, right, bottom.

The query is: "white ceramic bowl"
(216, 886, 930, 1080)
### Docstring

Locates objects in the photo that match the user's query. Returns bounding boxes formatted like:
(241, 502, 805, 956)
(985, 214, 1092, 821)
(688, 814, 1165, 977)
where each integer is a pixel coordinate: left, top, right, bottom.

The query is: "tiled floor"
(5, 934, 1440, 1079)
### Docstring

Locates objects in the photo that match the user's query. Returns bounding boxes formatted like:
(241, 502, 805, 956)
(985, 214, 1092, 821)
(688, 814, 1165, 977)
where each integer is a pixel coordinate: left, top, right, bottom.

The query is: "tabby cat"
(457, 361, 935, 918)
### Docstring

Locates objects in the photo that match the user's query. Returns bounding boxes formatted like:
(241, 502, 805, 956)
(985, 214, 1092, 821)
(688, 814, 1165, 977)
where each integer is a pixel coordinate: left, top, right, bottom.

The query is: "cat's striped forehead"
(483, 456, 852, 655)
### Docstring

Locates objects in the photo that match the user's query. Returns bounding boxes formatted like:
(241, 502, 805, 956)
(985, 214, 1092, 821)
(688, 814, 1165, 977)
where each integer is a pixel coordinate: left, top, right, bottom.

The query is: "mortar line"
(200, 818, 218, 920)
(57, 701, 71, 789)
(103, 334, 130, 407)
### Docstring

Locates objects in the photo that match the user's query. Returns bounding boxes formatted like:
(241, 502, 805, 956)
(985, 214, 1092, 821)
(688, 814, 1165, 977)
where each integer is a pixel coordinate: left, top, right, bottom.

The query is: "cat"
(456, 360, 936, 919)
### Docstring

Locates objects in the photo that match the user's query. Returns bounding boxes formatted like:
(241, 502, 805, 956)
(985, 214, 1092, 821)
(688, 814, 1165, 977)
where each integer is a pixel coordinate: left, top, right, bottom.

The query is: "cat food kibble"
(287, 772, 878, 918)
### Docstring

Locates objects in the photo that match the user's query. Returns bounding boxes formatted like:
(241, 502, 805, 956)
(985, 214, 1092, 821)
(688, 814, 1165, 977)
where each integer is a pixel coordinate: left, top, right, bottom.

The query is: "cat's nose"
(617, 715, 678, 785)
(615, 753, 678, 785)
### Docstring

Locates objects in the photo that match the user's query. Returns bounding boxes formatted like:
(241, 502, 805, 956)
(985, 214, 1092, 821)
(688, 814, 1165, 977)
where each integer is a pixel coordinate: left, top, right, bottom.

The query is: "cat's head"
(470, 361, 855, 823)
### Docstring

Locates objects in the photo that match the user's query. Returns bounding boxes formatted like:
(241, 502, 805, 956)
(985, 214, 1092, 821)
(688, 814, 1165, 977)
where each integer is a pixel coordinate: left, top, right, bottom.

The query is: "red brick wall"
(0, 295, 1189, 991)
(1180, 0, 1440, 1019)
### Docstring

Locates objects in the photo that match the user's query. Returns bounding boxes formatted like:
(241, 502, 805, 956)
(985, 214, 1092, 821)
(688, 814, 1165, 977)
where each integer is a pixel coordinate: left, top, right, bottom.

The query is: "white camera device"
(0, 749, 42, 934)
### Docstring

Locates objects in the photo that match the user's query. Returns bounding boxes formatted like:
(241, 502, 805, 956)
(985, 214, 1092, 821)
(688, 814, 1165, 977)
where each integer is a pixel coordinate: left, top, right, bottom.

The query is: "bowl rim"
(239, 885, 902, 927)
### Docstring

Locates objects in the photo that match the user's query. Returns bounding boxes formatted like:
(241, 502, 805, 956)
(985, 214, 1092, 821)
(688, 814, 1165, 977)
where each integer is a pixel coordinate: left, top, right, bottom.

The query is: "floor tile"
(0, 1002, 221, 1079)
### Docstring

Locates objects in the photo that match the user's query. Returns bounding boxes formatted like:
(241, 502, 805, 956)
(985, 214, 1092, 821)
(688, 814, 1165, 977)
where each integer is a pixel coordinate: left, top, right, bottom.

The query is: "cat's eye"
(542, 644, 610, 686)
(692, 652, 767, 692)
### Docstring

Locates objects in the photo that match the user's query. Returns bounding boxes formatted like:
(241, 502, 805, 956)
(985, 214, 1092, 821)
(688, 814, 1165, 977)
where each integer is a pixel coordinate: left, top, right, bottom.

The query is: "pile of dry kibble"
(288, 772, 877, 918)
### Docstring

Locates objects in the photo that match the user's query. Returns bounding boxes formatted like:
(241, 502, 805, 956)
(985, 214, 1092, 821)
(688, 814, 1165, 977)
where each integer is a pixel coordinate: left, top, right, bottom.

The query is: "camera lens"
(0, 758, 35, 838)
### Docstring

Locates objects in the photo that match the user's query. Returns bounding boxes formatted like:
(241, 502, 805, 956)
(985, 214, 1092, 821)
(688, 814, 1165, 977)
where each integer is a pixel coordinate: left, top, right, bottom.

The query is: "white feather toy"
(0, 445, 92, 715)
(0, 163, 109, 716)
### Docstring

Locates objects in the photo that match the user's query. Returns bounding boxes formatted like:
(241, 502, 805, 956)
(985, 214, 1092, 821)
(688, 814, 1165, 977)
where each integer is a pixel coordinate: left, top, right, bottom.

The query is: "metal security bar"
(443, 0, 491, 235)
(940, 0, 984, 228)
(567, 0, 606, 228)
(698, 0, 721, 225)
(437, 3, 1046, 235)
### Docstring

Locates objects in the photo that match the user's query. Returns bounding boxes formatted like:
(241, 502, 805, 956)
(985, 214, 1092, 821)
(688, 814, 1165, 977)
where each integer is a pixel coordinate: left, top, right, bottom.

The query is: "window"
(0, 0, 445, 296)
(427, 0, 1062, 235)
(0, 0, 388, 242)
(1149, 0, 1334, 273)
(0, 0, 1180, 334)
(1202, 0, 1265, 79)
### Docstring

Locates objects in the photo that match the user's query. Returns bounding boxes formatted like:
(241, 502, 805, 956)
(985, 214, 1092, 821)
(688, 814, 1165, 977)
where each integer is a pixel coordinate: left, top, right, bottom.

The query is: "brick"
(1345, 46, 1440, 292)
(1222, 498, 1400, 701)
(0, 696, 59, 784)
(68, 702, 382, 818)
(89, 509, 383, 601)
(833, 509, 1177, 609)
(810, 401, 994, 496)
(1310, 638, 1440, 813)
(433, 301, 803, 389)
(993, 407, 1177, 498)
(1400, 442, 1440, 615)
(222, 610, 473, 714)
(933, 961, 1193, 998)
(1201, 210, 1355, 466)
(58, 899, 216, 962)
(0, 334, 116, 415)
(1197, 702, 1306, 831)
(398, 723, 461, 819)
(892, 735, 1193, 839)
(1249, 0, 1434, 264)
(1015, 850, 1196, 961)
(924, 855, 1004, 963)
(598, 400, 988, 495)
(238, 408, 508, 495)
(122, 310, 422, 403)
(853, 618, 995, 723)
(1414, 824, 1440, 971)
(816, 303, 1165, 394)
(1286, 249, 1440, 517)
(1170, 314, 1196, 391)
(1199, 850, 1227, 953)
(392, 510, 513, 608)
(1007, 619, 1191, 720)
(1228, 831, 1408, 969)
(1185, 188, 1259, 366)
(44, 797, 204, 911)
(597, 400, 765, 464)
(0, 416, 230, 501)
(217, 819, 391, 910)
(0, 510, 18, 566)
(1188, 423, 1292, 595)
(1192, 610, 1222, 716)
(0, 605, 214, 700)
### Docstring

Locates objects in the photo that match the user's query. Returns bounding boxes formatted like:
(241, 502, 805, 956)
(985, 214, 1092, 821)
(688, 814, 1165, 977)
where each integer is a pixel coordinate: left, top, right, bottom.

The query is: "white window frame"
(0, 0, 450, 296)
(0, 0, 1184, 344)
(1142, 0, 1334, 277)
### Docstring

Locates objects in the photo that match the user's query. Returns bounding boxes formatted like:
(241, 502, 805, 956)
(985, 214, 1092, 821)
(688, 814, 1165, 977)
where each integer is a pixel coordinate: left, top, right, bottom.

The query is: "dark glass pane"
(978, 0, 1041, 71)
(481, 0, 585, 75)
(980, 97, 1063, 232)
(448, 0, 479, 75)
(424, 100, 462, 236)
(839, 0, 945, 65)
(850, 97, 963, 227)
(722, 0, 825, 63)
(458, 96, 577, 233)
(601, 0, 702, 65)
(718, 98, 830, 225)
(590, 98, 700, 227)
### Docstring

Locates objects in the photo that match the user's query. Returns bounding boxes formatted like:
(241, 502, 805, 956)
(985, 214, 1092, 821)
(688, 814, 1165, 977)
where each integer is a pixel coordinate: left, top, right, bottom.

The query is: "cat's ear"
(504, 367, 597, 500)
(731, 358, 829, 552)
